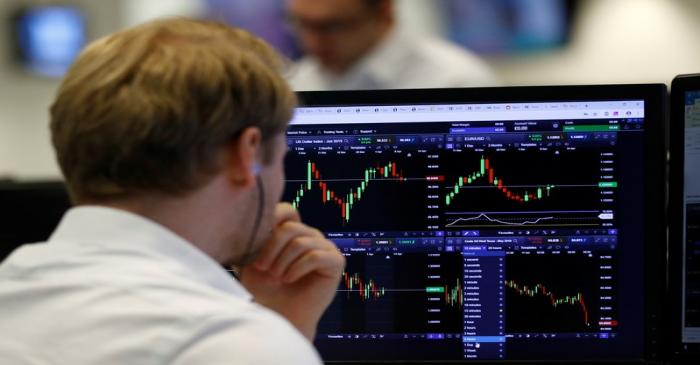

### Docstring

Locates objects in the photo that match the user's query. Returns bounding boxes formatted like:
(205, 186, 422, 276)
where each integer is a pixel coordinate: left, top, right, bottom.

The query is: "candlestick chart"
(283, 151, 435, 232)
(504, 251, 613, 333)
(442, 148, 615, 229)
(318, 252, 464, 334)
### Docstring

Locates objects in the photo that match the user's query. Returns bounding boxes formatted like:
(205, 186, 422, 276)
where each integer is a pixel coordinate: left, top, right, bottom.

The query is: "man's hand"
(240, 203, 345, 340)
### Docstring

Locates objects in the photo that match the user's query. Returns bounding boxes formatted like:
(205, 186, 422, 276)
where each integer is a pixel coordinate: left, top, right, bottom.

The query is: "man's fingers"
(283, 249, 346, 283)
(254, 221, 319, 270)
(269, 236, 326, 278)
(274, 202, 301, 226)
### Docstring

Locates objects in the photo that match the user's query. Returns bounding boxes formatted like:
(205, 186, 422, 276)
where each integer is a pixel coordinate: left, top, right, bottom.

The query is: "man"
(286, 0, 497, 90)
(0, 19, 344, 364)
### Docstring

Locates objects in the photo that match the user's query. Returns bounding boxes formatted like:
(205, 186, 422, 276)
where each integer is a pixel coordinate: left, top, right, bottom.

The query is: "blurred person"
(286, 0, 497, 90)
(0, 18, 344, 364)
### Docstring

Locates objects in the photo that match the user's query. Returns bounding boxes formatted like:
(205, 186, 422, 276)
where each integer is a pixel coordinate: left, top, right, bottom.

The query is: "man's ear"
(223, 127, 262, 189)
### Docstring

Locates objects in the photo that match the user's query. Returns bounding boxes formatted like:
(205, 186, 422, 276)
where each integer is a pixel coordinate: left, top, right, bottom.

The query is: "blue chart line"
(445, 213, 554, 227)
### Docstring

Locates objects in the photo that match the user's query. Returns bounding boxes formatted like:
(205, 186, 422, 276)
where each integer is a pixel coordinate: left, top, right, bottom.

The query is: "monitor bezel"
(0, 180, 72, 261)
(296, 84, 668, 365)
(669, 74, 700, 362)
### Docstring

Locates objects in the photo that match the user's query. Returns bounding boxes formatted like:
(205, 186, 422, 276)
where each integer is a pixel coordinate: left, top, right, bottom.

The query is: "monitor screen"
(443, 0, 574, 54)
(670, 75, 700, 360)
(0, 181, 71, 262)
(12, 5, 86, 78)
(286, 86, 665, 362)
(681, 89, 700, 343)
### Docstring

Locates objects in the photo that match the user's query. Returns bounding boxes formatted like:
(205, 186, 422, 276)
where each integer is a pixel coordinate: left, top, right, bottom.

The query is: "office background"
(0, 0, 699, 181)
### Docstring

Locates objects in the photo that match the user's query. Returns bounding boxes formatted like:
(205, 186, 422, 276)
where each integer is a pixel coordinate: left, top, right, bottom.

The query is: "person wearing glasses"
(286, 0, 497, 91)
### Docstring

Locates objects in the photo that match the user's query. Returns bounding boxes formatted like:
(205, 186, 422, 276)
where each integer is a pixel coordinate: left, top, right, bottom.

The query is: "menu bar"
(291, 101, 645, 125)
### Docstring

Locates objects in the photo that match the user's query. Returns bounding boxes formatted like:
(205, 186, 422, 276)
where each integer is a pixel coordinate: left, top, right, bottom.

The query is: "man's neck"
(90, 176, 241, 264)
(327, 22, 394, 75)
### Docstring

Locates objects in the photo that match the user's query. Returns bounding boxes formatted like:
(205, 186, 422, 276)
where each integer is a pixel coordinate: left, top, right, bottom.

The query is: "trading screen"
(683, 90, 700, 345)
(284, 100, 646, 361)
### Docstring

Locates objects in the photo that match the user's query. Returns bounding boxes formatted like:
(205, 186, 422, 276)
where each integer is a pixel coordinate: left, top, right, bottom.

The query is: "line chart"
(444, 210, 611, 228)
(445, 213, 554, 227)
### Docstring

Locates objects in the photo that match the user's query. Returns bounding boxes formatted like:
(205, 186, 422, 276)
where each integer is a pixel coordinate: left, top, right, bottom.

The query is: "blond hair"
(50, 18, 296, 203)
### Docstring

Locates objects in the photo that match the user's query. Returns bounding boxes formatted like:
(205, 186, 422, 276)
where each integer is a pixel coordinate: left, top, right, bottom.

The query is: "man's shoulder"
(169, 308, 322, 364)
(0, 243, 321, 364)
(424, 38, 491, 65)
(402, 35, 497, 86)
(287, 57, 329, 91)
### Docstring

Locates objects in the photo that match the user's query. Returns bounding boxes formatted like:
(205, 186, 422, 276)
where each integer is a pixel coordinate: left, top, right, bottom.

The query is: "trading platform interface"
(683, 90, 700, 344)
(285, 100, 646, 361)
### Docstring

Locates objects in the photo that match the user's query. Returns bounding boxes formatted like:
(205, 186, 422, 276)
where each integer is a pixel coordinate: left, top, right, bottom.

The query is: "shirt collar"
(307, 26, 409, 90)
(49, 206, 252, 301)
(352, 26, 411, 86)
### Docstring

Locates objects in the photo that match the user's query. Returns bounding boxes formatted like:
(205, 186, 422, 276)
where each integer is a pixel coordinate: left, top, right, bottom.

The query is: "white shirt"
(288, 27, 498, 91)
(0, 206, 322, 365)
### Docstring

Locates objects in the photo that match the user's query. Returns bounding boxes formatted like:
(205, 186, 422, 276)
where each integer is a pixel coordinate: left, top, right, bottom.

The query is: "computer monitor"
(0, 181, 71, 262)
(286, 85, 667, 363)
(669, 74, 700, 362)
(11, 5, 86, 78)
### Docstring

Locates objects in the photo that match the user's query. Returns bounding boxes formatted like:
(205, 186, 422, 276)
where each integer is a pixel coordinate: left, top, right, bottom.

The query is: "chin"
(318, 58, 341, 70)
